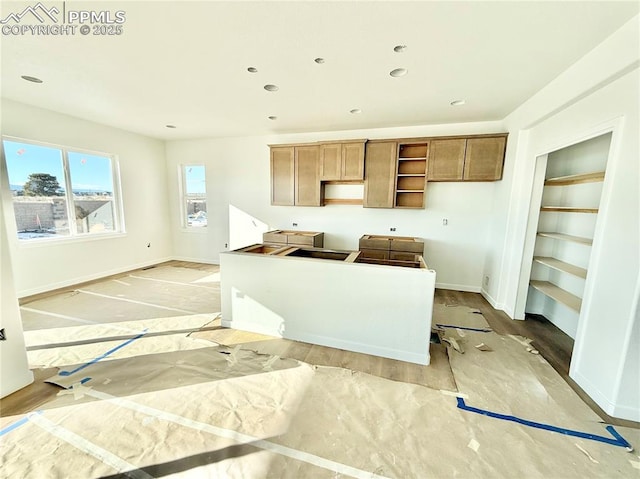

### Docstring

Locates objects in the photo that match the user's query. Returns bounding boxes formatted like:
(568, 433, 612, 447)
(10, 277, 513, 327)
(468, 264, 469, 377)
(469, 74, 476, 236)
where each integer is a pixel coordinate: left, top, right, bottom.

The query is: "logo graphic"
(1, 2, 126, 36)
(0, 2, 59, 24)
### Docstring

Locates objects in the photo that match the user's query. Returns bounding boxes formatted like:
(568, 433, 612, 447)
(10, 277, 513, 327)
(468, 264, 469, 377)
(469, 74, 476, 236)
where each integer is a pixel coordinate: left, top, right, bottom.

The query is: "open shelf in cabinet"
(533, 256, 587, 279)
(397, 159, 427, 175)
(540, 206, 599, 213)
(395, 142, 428, 208)
(395, 191, 425, 208)
(544, 171, 605, 186)
(536, 232, 593, 245)
(530, 280, 582, 313)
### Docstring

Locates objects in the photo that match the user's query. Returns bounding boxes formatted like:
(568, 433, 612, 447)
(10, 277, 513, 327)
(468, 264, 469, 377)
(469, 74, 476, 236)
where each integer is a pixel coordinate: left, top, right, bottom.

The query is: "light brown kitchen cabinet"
(320, 141, 365, 180)
(270, 145, 322, 206)
(427, 135, 506, 181)
(427, 138, 466, 181)
(463, 136, 507, 181)
(270, 146, 295, 205)
(271, 133, 507, 208)
(363, 141, 397, 208)
(295, 145, 322, 206)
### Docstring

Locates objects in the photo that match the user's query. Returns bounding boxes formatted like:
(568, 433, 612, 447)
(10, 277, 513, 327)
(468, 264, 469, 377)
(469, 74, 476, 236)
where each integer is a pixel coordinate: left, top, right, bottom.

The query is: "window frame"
(179, 164, 208, 231)
(1, 135, 125, 244)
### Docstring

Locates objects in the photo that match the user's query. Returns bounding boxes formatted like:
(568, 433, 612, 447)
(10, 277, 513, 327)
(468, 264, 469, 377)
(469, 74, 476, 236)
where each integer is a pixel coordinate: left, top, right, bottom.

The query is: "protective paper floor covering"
(4, 280, 639, 478)
(23, 314, 219, 348)
(44, 345, 300, 397)
(20, 264, 221, 331)
(2, 351, 638, 478)
(27, 334, 214, 369)
(432, 303, 491, 330)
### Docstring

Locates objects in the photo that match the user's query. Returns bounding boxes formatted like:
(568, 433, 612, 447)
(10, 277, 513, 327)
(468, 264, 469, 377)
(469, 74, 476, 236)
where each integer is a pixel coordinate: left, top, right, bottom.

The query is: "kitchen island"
(220, 245, 436, 365)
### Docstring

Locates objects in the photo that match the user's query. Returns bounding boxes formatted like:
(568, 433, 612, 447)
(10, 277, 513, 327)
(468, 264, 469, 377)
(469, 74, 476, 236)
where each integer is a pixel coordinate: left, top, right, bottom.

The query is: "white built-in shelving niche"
(526, 133, 611, 339)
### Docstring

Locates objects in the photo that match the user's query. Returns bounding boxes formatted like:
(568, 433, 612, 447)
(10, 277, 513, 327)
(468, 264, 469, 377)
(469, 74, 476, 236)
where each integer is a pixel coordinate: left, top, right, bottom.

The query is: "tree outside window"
(2, 138, 123, 240)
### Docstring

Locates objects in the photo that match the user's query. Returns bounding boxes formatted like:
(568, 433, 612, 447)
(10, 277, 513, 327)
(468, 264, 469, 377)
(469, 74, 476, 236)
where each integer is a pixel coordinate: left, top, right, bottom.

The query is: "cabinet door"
(320, 143, 342, 180)
(295, 146, 322, 206)
(342, 142, 365, 180)
(364, 142, 397, 208)
(463, 136, 506, 181)
(427, 139, 466, 181)
(271, 147, 295, 205)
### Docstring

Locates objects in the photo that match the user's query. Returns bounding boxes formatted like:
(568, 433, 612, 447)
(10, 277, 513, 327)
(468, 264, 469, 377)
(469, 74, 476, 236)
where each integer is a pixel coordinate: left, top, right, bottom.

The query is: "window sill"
(17, 232, 127, 248)
(180, 227, 209, 234)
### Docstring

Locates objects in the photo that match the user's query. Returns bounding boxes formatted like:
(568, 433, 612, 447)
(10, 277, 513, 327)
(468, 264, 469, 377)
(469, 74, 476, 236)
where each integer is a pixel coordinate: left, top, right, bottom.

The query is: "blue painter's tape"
(0, 416, 29, 437)
(0, 411, 43, 437)
(457, 397, 632, 449)
(435, 324, 492, 332)
(58, 330, 147, 377)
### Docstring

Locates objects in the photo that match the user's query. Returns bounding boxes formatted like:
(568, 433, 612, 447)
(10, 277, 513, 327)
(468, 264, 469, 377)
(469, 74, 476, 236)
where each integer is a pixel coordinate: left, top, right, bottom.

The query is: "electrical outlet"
(443, 219, 448, 226)
(292, 222, 298, 227)
(390, 227, 396, 232)
(224, 243, 228, 248)
(484, 275, 490, 286)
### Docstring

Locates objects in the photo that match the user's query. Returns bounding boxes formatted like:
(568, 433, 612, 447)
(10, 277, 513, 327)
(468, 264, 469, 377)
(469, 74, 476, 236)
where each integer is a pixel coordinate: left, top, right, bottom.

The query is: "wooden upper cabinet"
(341, 142, 365, 180)
(427, 139, 466, 181)
(294, 145, 322, 206)
(320, 141, 365, 181)
(270, 145, 321, 206)
(271, 146, 295, 205)
(319, 143, 342, 180)
(463, 136, 507, 181)
(364, 141, 397, 208)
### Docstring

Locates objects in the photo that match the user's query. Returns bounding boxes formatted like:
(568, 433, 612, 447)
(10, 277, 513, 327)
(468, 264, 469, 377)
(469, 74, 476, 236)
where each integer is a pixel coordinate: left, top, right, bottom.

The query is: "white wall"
(0, 155, 33, 397)
(488, 16, 639, 420)
(220, 251, 435, 365)
(1, 99, 173, 296)
(166, 120, 505, 292)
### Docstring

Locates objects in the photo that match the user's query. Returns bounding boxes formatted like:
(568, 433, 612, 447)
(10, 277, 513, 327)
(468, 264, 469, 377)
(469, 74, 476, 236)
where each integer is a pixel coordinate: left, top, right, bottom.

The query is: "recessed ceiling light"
(450, 100, 466, 106)
(21, 75, 43, 83)
(166, 124, 177, 129)
(268, 116, 277, 120)
(393, 45, 407, 53)
(350, 109, 362, 114)
(247, 67, 258, 73)
(390, 68, 408, 78)
(264, 84, 279, 92)
(314, 58, 325, 64)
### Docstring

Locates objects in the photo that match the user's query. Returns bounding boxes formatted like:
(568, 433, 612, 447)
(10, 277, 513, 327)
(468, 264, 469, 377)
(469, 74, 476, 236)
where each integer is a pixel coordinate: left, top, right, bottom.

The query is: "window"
(2, 138, 123, 241)
(182, 165, 207, 228)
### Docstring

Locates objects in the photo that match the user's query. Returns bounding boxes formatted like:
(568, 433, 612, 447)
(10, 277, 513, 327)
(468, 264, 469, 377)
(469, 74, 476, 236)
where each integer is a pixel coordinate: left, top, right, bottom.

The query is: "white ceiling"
(1, 1, 638, 140)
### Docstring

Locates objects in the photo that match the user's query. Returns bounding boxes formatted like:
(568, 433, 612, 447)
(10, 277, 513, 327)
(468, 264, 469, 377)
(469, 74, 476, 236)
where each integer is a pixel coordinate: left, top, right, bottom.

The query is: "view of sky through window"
(4, 140, 66, 192)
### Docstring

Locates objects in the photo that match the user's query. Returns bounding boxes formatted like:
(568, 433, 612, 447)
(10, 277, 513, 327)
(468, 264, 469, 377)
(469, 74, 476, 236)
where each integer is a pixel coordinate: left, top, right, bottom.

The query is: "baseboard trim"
(171, 255, 219, 265)
(436, 282, 481, 293)
(17, 256, 174, 298)
(572, 369, 640, 422)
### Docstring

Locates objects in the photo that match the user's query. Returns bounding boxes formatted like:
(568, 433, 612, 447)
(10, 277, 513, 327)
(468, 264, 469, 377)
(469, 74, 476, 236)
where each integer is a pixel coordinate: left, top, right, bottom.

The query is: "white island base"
(220, 249, 436, 365)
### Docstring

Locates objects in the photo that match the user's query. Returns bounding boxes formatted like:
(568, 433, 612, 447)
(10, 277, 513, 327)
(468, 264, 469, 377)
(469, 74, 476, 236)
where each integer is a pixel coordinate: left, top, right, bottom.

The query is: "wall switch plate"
(390, 227, 396, 231)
